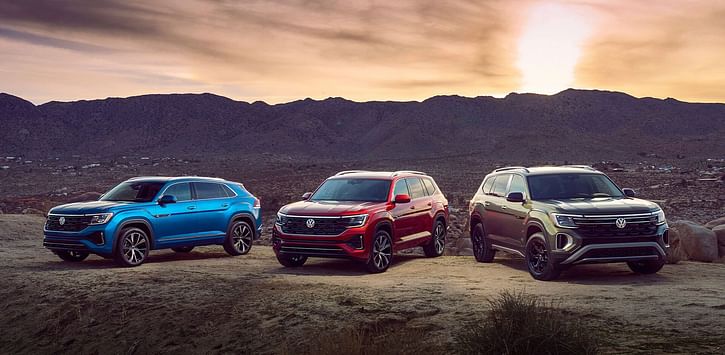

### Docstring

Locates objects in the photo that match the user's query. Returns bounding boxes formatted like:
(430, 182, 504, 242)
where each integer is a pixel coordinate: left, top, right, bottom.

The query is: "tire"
(366, 230, 393, 273)
(525, 233, 561, 281)
(627, 259, 665, 274)
(114, 227, 150, 267)
(423, 219, 446, 257)
(471, 223, 495, 263)
(171, 246, 194, 253)
(55, 250, 89, 262)
(224, 220, 253, 256)
(276, 254, 308, 267)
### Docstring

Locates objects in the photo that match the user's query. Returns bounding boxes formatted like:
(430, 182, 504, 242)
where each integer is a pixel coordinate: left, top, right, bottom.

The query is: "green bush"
(455, 290, 598, 355)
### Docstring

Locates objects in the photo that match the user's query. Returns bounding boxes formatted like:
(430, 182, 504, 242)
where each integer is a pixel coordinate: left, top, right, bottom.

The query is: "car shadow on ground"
(37, 250, 236, 270)
(268, 254, 428, 276)
(493, 257, 669, 284)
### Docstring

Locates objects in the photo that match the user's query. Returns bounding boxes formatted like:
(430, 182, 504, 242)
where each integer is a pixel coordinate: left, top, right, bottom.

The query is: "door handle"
(427, 202, 432, 207)
(501, 206, 508, 210)
(410, 206, 416, 210)
(221, 203, 229, 208)
(187, 206, 196, 210)
(484, 202, 491, 207)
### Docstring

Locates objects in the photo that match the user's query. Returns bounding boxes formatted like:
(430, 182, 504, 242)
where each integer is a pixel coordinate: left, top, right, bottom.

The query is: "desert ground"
(1, 214, 724, 354)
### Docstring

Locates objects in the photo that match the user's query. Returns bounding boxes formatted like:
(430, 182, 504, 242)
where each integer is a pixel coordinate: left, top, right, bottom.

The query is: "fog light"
(346, 235, 364, 250)
(662, 230, 669, 247)
(87, 232, 105, 245)
(555, 233, 574, 251)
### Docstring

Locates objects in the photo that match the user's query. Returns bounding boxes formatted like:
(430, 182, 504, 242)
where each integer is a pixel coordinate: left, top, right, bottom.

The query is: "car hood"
(536, 197, 660, 215)
(279, 200, 384, 216)
(49, 200, 136, 215)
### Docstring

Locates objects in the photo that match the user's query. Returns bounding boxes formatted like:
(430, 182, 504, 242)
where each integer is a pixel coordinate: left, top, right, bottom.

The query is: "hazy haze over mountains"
(1, 89, 723, 161)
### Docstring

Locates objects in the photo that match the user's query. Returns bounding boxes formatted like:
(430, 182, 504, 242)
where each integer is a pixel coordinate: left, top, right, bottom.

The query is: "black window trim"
(159, 181, 237, 202)
(192, 182, 237, 201)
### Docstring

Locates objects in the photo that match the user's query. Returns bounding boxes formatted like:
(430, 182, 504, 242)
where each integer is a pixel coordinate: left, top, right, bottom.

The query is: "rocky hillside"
(1, 89, 723, 160)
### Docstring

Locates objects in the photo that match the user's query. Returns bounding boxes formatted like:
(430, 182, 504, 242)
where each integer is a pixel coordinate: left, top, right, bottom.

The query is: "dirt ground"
(1, 214, 724, 354)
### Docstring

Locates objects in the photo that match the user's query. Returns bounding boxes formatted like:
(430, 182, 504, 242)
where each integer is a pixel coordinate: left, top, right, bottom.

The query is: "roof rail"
(335, 170, 371, 176)
(493, 166, 529, 173)
(562, 165, 597, 171)
(392, 170, 428, 177)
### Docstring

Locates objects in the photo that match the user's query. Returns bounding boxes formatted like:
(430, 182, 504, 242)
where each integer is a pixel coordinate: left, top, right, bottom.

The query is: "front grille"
(45, 215, 93, 232)
(43, 236, 89, 251)
(582, 246, 659, 259)
(573, 214, 658, 237)
(281, 217, 348, 236)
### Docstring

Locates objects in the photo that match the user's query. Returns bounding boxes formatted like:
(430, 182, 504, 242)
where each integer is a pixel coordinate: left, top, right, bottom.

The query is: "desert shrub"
(454, 290, 598, 355)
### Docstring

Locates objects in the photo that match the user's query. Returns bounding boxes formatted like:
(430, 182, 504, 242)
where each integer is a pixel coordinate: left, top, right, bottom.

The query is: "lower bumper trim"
(561, 242, 666, 265)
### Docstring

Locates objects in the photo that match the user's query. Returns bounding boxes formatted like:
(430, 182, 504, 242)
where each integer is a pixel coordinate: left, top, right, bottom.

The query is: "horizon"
(2, 1, 725, 104)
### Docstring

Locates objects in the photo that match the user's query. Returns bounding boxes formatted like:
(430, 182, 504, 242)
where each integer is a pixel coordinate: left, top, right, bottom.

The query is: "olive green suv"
(468, 166, 669, 280)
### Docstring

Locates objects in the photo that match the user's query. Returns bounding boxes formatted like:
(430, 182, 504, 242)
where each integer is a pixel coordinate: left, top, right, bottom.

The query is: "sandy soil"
(1, 214, 724, 354)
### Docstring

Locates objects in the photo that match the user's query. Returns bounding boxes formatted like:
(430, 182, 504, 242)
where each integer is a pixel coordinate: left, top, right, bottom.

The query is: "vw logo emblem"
(615, 218, 627, 229)
(58, 217, 66, 225)
(306, 218, 316, 228)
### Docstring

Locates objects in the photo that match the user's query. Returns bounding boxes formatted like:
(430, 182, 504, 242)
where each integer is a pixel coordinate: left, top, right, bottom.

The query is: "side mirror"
(506, 191, 525, 203)
(394, 194, 411, 204)
(301, 192, 312, 200)
(158, 195, 177, 205)
(622, 188, 636, 197)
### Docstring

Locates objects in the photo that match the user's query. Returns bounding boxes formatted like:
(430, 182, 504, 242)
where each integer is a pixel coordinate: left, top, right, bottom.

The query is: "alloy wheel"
(528, 239, 548, 275)
(233, 223, 253, 253)
(372, 233, 392, 270)
(122, 231, 148, 265)
(472, 228, 484, 260)
(434, 223, 445, 254)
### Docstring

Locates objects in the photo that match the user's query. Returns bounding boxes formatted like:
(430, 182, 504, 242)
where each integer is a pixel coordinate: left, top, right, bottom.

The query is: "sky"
(1, 0, 724, 104)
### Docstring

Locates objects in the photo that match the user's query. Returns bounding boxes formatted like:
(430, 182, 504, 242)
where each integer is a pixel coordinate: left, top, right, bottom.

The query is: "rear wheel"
(224, 220, 253, 256)
(56, 250, 89, 262)
(366, 230, 393, 273)
(526, 233, 561, 281)
(277, 254, 307, 267)
(171, 246, 194, 253)
(423, 219, 446, 257)
(114, 227, 150, 267)
(627, 259, 665, 274)
(471, 223, 495, 262)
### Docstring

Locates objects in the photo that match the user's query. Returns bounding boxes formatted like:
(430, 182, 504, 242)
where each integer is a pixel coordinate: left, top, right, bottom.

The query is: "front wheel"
(224, 220, 253, 256)
(526, 233, 561, 281)
(114, 227, 150, 267)
(277, 254, 307, 267)
(423, 220, 446, 257)
(366, 230, 393, 273)
(627, 259, 665, 274)
(56, 250, 89, 262)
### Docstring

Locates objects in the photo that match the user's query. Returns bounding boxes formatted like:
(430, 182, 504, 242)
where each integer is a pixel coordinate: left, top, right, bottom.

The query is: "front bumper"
(550, 225, 669, 265)
(271, 223, 372, 261)
(43, 224, 114, 256)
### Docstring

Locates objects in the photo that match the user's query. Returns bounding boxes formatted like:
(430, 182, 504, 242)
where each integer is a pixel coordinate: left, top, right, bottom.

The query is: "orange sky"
(1, 0, 724, 104)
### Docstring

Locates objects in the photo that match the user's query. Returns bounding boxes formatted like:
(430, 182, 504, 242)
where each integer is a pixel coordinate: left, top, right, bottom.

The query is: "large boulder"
(668, 221, 719, 262)
(712, 225, 725, 259)
(705, 216, 725, 229)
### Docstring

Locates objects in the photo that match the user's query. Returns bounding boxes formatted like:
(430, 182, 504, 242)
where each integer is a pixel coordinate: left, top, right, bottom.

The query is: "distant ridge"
(1, 89, 723, 160)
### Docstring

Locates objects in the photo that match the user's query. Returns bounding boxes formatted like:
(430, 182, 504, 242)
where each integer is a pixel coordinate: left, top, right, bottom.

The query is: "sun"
(516, 3, 592, 94)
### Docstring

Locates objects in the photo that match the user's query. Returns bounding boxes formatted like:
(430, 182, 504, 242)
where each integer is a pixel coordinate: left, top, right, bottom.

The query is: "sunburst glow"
(516, 3, 592, 94)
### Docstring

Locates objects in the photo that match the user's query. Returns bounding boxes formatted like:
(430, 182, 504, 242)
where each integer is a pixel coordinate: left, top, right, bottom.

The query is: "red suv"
(272, 171, 449, 273)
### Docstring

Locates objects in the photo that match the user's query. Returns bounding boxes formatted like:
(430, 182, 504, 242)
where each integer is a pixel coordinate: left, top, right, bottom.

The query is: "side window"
(481, 177, 495, 194)
(194, 182, 227, 199)
(221, 184, 237, 197)
(163, 183, 192, 201)
(405, 178, 426, 199)
(491, 174, 511, 197)
(422, 178, 436, 195)
(508, 175, 527, 197)
(393, 179, 410, 197)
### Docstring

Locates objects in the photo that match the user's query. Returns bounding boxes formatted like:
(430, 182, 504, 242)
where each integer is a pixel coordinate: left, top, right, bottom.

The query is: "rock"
(712, 225, 725, 258)
(668, 221, 719, 262)
(704, 216, 725, 229)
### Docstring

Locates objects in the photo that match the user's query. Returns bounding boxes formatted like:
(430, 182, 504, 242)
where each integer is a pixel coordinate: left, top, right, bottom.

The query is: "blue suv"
(43, 176, 262, 267)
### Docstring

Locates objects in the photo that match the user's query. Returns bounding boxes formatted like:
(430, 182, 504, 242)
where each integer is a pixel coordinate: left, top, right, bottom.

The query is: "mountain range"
(1, 89, 723, 161)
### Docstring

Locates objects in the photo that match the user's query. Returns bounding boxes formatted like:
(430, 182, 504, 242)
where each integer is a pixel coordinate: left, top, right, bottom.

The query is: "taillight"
(253, 197, 260, 208)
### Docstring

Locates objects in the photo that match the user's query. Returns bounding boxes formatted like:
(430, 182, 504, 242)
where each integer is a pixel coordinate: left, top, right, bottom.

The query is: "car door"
(192, 182, 234, 237)
(389, 178, 416, 243)
(483, 174, 511, 244)
(404, 177, 432, 237)
(148, 182, 202, 242)
(499, 174, 529, 248)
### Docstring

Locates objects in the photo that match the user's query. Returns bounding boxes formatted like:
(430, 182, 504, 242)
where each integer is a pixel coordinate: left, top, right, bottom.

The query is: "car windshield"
(100, 181, 165, 202)
(527, 174, 624, 200)
(310, 178, 391, 202)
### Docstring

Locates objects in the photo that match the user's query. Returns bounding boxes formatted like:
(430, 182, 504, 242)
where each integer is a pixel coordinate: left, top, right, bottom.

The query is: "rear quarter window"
(194, 182, 228, 199)
(422, 177, 437, 195)
(481, 177, 495, 194)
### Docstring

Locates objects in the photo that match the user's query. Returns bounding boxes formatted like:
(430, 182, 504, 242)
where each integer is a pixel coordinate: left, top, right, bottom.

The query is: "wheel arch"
(114, 218, 155, 251)
(229, 212, 258, 239)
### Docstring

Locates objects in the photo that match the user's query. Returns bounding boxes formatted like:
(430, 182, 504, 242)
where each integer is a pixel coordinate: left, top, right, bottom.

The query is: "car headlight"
(341, 214, 368, 228)
(550, 213, 580, 228)
(88, 213, 113, 225)
(275, 212, 287, 226)
(654, 209, 666, 225)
